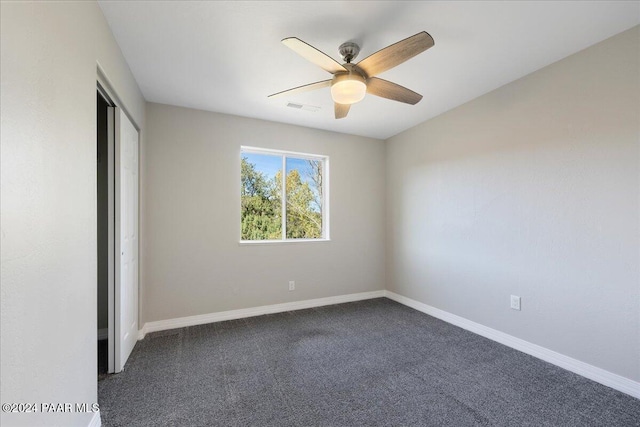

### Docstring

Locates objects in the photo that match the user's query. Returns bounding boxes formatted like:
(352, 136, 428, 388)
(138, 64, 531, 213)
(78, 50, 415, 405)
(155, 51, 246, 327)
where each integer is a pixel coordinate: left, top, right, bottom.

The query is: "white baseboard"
(384, 290, 640, 399)
(97, 328, 108, 340)
(88, 411, 101, 427)
(137, 290, 385, 340)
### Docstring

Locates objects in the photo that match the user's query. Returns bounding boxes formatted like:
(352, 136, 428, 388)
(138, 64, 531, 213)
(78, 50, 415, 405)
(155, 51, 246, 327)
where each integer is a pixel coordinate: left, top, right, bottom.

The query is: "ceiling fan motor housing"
(339, 42, 360, 63)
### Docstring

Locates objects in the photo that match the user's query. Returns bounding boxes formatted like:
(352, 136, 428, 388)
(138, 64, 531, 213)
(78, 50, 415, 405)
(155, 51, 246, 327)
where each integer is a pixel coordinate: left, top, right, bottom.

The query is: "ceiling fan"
(268, 31, 435, 119)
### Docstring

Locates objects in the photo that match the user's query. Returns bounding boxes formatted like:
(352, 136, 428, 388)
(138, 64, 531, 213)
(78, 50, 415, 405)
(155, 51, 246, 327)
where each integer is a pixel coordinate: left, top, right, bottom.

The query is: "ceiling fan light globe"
(331, 74, 366, 105)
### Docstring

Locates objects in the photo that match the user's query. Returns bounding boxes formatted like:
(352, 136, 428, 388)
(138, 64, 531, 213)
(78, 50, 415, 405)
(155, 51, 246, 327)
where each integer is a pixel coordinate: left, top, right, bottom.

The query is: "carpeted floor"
(98, 298, 640, 426)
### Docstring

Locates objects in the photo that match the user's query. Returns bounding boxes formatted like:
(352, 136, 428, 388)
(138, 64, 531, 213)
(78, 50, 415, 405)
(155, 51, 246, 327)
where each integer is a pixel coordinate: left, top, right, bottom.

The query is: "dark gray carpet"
(98, 298, 640, 426)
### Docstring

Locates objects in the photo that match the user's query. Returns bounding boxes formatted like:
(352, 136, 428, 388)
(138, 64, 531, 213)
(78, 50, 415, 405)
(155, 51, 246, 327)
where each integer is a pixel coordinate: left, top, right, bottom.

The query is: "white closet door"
(114, 107, 139, 372)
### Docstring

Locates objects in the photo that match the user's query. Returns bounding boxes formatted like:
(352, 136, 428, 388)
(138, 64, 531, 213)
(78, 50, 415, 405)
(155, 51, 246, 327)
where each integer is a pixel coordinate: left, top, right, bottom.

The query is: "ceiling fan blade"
(282, 37, 347, 74)
(357, 31, 434, 77)
(335, 103, 350, 119)
(268, 80, 331, 99)
(366, 77, 423, 105)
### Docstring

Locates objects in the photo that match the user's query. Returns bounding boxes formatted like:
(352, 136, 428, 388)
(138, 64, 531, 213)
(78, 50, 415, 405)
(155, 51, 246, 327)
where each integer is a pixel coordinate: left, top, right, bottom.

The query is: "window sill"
(239, 238, 331, 246)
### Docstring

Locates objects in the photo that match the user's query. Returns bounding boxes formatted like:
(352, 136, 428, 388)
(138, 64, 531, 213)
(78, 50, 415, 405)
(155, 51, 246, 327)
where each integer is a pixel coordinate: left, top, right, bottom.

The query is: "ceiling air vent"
(286, 102, 320, 112)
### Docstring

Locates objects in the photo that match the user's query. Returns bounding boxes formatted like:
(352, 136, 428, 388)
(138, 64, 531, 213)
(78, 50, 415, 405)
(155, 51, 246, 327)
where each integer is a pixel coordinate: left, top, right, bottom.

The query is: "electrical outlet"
(289, 281, 295, 291)
(510, 295, 521, 311)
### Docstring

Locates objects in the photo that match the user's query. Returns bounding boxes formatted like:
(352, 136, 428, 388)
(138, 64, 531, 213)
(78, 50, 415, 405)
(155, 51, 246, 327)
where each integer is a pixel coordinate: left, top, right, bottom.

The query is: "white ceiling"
(99, 1, 639, 140)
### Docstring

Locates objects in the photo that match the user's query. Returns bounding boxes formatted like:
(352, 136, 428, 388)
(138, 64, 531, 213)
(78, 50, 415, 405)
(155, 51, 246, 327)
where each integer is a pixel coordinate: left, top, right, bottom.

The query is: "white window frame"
(240, 146, 330, 244)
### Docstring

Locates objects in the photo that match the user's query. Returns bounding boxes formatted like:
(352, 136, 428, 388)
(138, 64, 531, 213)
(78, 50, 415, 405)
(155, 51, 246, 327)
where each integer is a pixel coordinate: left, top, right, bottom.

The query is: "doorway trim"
(97, 83, 116, 373)
(97, 63, 141, 374)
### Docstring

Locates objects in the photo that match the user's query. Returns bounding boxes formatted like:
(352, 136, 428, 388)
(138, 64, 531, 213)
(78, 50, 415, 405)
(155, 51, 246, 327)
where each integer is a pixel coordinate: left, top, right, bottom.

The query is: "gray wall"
(0, 2, 145, 426)
(386, 26, 639, 381)
(143, 103, 386, 323)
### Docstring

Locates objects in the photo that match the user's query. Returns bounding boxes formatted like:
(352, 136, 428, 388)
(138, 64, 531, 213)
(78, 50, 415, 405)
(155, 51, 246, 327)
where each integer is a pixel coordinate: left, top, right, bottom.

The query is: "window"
(240, 147, 328, 242)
